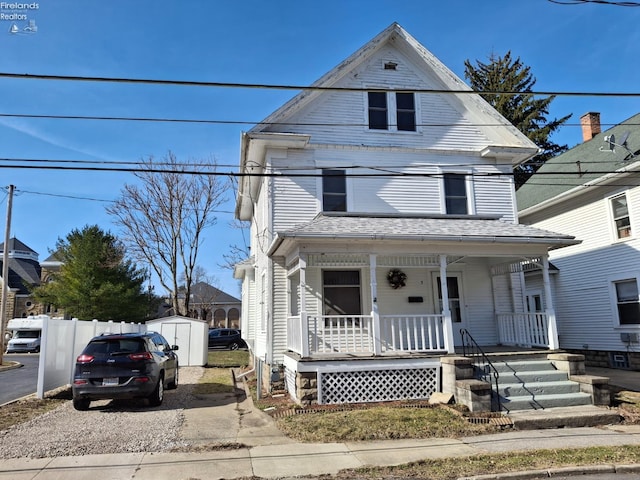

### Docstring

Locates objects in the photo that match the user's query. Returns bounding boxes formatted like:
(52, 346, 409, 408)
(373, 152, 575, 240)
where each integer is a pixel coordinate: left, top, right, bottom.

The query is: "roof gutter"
(267, 232, 579, 256)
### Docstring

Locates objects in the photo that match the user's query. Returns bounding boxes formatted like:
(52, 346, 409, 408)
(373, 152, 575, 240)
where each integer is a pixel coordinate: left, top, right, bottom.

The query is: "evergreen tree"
(32, 225, 150, 321)
(464, 52, 571, 188)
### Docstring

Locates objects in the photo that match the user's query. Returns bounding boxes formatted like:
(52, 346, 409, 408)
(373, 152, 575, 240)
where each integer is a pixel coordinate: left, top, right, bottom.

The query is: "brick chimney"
(580, 112, 601, 142)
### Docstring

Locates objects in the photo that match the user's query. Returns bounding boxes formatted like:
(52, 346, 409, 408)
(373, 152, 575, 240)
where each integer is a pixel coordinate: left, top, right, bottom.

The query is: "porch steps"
(487, 359, 592, 413)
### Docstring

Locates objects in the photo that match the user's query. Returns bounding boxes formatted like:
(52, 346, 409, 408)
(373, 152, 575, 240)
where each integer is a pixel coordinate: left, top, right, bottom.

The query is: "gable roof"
(268, 213, 578, 256)
(237, 23, 540, 220)
(190, 282, 240, 304)
(249, 23, 536, 152)
(517, 112, 640, 214)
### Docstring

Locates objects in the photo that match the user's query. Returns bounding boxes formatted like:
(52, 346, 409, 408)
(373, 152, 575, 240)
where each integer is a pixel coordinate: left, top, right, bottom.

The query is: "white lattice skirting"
(319, 367, 439, 404)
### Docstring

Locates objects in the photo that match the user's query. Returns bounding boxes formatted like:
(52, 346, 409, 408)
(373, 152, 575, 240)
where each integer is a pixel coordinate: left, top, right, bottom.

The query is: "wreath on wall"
(387, 269, 407, 289)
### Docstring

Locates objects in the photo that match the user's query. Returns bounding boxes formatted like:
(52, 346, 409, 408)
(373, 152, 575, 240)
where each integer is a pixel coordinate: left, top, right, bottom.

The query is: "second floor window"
(367, 91, 416, 131)
(611, 193, 631, 239)
(444, 173, 468, 215)
(322, 169, 347, 212)
(614, 278, 640, 325)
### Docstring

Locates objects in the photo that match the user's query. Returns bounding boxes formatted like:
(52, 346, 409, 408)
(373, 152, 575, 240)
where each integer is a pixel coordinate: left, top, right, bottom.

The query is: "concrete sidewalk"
(0, 366, 639, 480)
(1, 424, 640, 479)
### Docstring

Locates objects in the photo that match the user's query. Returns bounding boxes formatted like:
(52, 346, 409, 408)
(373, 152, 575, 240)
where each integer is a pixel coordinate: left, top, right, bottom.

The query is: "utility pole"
(0, 185, 15, 365)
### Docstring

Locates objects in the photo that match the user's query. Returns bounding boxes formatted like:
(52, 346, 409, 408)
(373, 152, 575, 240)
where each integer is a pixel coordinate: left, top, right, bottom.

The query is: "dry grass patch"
(0, 393, 68, 431)
(192, 367, 236, 394)
(275, 406, 498, 443)
(332, 445, 640, 480)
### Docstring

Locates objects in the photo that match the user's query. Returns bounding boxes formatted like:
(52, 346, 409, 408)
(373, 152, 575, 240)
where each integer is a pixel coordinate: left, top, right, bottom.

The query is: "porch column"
(440, 255, 455, 353)
(369, 254, 382, 355)
(299, 254, 310, 357)
(542, 254, 559, 350)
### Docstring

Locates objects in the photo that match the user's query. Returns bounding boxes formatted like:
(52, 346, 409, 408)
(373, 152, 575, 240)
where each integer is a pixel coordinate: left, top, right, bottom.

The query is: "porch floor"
(286, 345, 555, 362)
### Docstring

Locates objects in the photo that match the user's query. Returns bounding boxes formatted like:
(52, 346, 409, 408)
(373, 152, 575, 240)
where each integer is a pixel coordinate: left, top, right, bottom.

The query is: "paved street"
(0, 354, 39, 404)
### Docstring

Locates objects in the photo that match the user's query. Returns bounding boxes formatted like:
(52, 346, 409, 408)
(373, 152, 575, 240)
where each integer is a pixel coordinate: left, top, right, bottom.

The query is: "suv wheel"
(229, 342, 239, 350)
(148, 375, 164, 406)
(73, 397, 90, 411)
(167, 366, 178, 390)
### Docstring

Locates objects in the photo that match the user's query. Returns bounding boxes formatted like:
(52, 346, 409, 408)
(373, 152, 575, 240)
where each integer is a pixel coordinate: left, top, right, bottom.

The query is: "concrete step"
(496, 369, 569, 384)
(491, 360, 558, 373)
(498, 380, 581, 398)
(499, 392, 593, 412)
(508, 405, 622, 429)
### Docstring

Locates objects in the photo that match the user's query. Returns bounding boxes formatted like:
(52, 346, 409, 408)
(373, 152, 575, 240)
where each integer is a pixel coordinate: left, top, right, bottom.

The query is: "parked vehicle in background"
(71, 331, 179, 410)
(5, 316, 45, 353)
(208, 328, 246, 350)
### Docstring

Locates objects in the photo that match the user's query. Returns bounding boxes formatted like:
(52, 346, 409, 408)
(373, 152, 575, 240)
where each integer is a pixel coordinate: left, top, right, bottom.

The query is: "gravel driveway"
(0, 366, 206, 459)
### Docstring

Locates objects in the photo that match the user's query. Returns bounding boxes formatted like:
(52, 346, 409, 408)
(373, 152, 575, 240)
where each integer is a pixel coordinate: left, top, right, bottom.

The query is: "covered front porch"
(285, 253, 559, 359)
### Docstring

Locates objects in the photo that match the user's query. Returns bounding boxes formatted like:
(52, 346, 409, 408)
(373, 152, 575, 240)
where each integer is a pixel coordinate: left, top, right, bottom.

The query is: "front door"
(432, 273, 465, 345)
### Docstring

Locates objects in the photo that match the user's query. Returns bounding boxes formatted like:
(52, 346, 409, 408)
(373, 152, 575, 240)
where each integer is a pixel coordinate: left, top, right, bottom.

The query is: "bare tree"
(106, 152, 230, 316)
(220, 219, 251, 270)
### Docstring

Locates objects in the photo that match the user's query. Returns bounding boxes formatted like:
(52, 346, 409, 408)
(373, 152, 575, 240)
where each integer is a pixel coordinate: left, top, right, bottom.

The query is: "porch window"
(444, 173, 468, 215)
(323, 270, 361, 322)
(611, 193, 631, 239)
(368, 92, 388, 130)
(614, 279, 640, 325)
(322, 169, 347, 212)
(437, 276, 462, 323)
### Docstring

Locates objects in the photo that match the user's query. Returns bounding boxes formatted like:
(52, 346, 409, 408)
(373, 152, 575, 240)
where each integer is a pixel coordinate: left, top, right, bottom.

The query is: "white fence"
(37, 318, 146, 399)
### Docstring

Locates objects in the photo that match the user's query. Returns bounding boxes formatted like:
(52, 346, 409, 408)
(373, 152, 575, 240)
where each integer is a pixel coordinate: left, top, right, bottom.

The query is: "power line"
(549, 0, 640, 5)
(2, 72, 640, 97)
(1, 112, 637, 130)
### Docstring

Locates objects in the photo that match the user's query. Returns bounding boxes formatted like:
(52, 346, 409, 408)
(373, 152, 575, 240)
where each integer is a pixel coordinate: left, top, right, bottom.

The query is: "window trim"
(365, 90, 419, 133)
(608, 273, 640, 328)
(608, 192, 633, 242)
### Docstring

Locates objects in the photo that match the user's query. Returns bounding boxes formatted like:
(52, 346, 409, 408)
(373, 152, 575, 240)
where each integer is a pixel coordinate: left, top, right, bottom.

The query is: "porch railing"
(496, 313, 549, 348)
(460, 329, 501, 412)
(287, 314, 445, 356)
(379, 314, 445, 352)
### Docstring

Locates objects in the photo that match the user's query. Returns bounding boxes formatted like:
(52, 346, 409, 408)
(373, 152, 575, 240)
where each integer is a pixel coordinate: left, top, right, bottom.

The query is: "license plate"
(103, 377, 119, 386)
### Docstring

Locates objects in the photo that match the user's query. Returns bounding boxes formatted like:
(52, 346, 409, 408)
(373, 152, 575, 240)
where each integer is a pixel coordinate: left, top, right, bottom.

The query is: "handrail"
(460, 329, 501, 412)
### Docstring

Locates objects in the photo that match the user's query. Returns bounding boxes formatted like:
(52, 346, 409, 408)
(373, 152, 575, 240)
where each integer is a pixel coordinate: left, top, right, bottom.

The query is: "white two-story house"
(518, 112, 640, 371)
(234, 23, 578, 406)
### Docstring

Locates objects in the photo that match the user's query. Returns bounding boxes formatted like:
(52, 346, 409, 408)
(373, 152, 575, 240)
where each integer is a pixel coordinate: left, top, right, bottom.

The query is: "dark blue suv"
(208, 328, 246, 350)
(72, 332, 179, 411)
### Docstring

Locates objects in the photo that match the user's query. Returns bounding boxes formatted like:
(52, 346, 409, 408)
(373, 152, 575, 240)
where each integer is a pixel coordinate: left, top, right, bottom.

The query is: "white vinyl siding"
(272, 257, 289, 365)
(271, 149, 516, 223)
(264, 46, 490, 150)
(522, 184, 640, 351)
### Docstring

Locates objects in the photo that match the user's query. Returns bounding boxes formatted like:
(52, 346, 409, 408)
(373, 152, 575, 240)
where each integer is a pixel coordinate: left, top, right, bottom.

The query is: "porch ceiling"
(269, 213, 579, 256)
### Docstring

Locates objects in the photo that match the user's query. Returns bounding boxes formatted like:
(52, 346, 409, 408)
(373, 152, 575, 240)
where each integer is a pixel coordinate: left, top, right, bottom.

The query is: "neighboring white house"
(518, 112, 640, 371)
(234, 23, 578, 406)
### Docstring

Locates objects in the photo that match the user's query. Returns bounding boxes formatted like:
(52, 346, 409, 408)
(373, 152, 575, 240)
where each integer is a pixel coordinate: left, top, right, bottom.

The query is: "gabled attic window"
(367, 91, 416, 132)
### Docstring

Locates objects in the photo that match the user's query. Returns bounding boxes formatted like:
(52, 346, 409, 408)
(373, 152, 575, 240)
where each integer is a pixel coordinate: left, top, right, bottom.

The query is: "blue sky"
(1, 0, 640, 297)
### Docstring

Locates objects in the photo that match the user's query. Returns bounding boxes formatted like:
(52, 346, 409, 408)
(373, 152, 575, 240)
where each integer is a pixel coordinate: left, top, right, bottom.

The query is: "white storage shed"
(146, 316, 208, 366)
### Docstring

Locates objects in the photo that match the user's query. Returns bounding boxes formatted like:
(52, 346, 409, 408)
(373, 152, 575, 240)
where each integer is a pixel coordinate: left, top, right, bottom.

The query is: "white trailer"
(5, 315, 48, 353)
